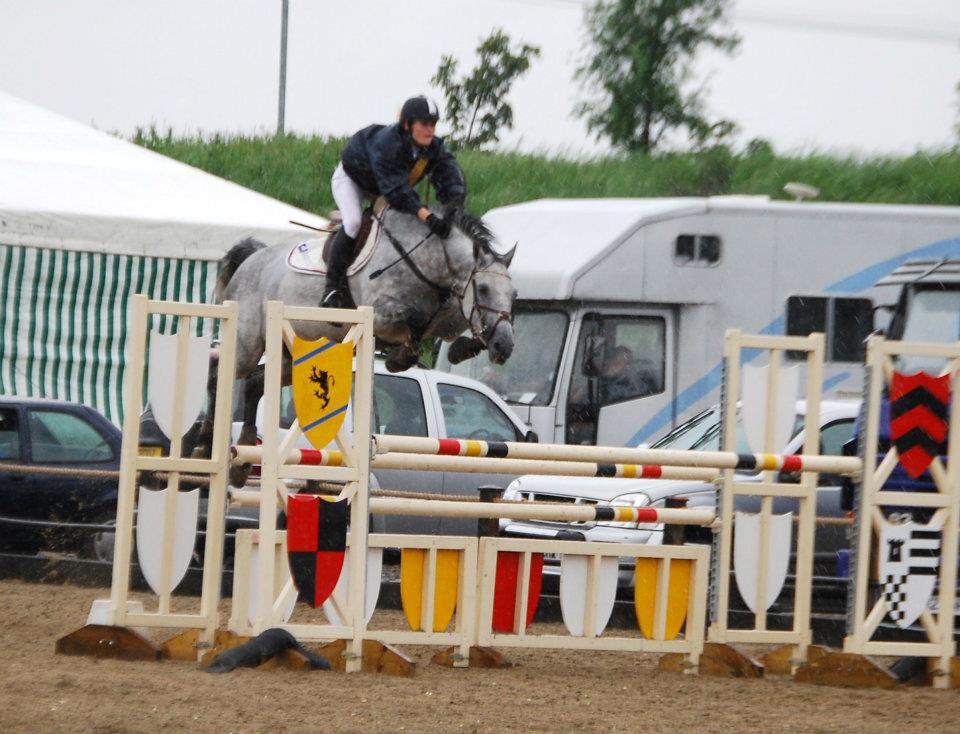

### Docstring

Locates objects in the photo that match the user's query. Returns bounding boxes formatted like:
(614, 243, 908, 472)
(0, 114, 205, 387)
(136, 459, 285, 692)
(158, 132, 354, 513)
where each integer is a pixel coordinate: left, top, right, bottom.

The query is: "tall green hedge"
(133, 128, 960, 217)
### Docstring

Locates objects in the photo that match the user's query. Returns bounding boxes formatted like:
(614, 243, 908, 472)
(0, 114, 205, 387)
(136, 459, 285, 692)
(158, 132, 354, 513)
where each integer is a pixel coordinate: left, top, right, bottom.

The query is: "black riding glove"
(426, 214, 452, 239)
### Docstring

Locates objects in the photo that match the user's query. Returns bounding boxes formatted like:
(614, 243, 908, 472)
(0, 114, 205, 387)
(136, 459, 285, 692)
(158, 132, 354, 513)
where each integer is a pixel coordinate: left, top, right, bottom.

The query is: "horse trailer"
(437, 196, 960, 447)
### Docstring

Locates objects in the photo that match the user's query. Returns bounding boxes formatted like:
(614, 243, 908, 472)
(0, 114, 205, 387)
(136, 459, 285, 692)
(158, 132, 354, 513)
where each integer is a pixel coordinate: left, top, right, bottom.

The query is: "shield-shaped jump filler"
(147, 330, 211, 441)
(286, 494, 348, 608)
(734, 512, 792, 613)
(291, 336, 353, 450)
(890, 371, 950, 478)
(880, 517, 942, 629)
(560, 554, 617, 637)
(741, 362, 799, 455)
(135, 486, 200, 595)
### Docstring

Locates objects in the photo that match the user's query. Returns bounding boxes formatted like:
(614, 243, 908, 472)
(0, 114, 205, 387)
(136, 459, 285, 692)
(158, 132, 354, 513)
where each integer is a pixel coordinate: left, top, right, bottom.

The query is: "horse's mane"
(451, 210, 509, 264)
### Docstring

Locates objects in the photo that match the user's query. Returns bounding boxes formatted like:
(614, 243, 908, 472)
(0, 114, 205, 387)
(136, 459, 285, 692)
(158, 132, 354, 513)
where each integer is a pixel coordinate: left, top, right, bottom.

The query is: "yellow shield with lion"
(291, 337, 353, 449)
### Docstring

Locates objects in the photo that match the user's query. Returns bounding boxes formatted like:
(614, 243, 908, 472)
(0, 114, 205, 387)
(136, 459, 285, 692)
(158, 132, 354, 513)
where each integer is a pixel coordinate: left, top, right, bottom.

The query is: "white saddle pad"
(286, 201, 387, 276)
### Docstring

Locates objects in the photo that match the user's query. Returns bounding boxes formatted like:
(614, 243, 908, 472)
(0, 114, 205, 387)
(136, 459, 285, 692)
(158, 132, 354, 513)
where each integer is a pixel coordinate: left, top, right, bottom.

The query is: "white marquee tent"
(0, 91, 328, 422)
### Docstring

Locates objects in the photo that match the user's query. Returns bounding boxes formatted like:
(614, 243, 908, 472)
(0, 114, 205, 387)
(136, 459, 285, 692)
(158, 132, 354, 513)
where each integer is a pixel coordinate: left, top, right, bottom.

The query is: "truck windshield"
(436, 309, 568, 406)
(898, 288, 960, 374)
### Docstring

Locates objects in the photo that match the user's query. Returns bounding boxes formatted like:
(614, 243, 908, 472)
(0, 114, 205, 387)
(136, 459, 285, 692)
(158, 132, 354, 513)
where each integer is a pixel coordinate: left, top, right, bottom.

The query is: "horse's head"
(451, 212, 517, 365)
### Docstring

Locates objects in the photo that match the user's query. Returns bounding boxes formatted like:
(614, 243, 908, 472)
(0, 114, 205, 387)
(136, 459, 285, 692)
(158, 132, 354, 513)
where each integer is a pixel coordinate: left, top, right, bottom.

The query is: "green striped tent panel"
(0, 244, 217, 424)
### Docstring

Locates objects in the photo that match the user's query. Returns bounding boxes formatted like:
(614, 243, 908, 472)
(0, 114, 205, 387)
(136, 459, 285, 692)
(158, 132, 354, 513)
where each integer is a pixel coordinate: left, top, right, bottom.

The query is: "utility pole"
(277, 0, 289, 135)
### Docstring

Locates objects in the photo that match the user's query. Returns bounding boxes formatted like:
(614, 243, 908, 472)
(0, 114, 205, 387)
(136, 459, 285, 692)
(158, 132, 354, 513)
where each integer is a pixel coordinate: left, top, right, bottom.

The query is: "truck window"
(674, 234, 721, 265)
(437, 309, 568, 407)
(0, 408, 20, 460)
(785, 295, 872, 363)
(897, 288, 960, 374)
(373, 375, 428, 437)
(566, 314, 666, 444)
(27, 410, 113, 463)
(437, 384, 520, 442)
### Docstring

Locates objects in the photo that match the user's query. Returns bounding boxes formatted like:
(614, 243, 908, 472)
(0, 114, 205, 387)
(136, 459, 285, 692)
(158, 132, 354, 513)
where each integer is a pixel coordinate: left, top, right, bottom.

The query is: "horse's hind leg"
(191, 353, 222, 459)
(229, 364, 265, 488)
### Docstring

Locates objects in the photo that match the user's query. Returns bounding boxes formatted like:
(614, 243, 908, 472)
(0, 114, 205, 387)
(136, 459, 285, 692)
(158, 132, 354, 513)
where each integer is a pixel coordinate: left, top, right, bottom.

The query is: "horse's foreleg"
(229, 365, 265, 487)
(383, 323, 422, 373)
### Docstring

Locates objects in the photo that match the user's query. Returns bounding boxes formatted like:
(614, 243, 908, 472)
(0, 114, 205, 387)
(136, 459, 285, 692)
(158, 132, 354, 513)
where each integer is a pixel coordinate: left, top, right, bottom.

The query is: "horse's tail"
(215, 237, 266, 302)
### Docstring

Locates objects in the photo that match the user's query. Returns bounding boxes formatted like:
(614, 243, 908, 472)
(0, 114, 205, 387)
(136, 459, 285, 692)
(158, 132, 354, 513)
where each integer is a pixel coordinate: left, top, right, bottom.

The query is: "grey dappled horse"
(197, 207, 516, 479)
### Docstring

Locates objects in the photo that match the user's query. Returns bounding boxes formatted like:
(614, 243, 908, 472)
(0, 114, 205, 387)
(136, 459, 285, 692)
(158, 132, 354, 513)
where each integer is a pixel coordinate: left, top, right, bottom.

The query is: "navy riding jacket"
(340, 123, 466, 215)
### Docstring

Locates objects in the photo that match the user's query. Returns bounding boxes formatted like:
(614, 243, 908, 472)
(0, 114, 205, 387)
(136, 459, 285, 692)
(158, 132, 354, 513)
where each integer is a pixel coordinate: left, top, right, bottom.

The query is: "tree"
(574, 0, 740, 153)
(432, 29, 540, 149)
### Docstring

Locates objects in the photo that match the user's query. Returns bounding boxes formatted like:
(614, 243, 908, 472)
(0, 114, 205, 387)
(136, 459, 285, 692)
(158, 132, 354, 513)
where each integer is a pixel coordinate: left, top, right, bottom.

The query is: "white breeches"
(331, 162, 364, 238)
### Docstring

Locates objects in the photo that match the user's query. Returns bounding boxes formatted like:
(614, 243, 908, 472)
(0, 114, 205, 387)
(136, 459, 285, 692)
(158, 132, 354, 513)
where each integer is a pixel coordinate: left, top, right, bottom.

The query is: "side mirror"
(524, 429, 540, 443)
(581, 336, 605, 378)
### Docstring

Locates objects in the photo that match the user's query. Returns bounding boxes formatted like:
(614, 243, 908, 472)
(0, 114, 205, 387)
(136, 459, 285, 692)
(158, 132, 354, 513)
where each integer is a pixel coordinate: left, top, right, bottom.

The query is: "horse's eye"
(478, 284, 490, 297)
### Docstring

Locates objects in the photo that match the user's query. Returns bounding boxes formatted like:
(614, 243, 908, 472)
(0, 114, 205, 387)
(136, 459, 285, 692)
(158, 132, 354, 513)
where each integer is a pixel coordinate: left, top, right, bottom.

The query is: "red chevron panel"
(891, 405, 947, 443)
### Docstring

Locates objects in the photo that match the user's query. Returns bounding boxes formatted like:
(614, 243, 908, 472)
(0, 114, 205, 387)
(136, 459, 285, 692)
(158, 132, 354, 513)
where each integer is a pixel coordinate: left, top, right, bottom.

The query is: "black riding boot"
(322, 229, 357, 308)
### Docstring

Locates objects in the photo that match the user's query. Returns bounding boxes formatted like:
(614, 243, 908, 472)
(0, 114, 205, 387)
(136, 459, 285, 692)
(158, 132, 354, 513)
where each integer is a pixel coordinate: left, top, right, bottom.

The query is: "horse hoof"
(385, 354, 417, 373)
(230, 463, 252, 488)
(190, 444, 211, 460)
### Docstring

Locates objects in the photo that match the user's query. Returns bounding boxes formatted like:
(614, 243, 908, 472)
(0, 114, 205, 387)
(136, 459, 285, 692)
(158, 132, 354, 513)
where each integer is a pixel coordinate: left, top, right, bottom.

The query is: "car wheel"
(84, 509, 117, 563)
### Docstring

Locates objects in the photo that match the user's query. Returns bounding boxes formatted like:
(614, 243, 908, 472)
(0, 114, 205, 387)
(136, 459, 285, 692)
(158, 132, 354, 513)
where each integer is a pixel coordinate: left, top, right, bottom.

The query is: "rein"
(368, 217, 449, 298)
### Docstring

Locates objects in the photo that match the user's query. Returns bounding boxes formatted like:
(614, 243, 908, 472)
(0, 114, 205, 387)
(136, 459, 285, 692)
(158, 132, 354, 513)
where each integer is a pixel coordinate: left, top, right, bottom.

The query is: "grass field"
(133, 127, 960, 218)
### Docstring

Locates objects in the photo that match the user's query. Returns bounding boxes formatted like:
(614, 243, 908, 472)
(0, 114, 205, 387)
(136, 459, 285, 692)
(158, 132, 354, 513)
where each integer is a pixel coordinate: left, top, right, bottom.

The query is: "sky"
(1, 0, 959, 157)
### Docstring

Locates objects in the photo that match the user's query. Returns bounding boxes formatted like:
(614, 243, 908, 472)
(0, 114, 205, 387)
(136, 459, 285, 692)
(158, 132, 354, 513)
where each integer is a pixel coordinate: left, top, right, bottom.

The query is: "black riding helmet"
(400, 96, 440, 127)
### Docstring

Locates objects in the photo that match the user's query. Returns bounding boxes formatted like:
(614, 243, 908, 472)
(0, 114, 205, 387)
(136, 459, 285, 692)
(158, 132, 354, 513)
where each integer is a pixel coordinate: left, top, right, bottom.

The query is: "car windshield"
(652, 406, 804, 454)
(436, 309, 568, 407)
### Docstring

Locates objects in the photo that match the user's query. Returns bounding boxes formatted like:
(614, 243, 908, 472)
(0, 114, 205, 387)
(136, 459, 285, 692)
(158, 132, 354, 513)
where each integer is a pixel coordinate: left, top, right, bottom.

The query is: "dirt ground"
(2, 579, 959, 734)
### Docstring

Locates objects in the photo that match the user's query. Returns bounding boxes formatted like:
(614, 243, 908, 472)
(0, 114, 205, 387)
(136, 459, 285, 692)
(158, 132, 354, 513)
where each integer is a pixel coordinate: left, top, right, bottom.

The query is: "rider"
(322, 95, 467, 308)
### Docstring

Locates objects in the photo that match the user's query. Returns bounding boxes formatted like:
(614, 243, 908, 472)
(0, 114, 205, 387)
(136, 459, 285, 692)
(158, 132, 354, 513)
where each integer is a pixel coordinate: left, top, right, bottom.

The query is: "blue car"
(0, 396, 122, 559)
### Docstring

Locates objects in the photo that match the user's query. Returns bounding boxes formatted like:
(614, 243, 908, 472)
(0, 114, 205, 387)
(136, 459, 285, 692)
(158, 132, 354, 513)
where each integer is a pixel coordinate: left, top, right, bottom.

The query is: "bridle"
(457, 268, 513, 347)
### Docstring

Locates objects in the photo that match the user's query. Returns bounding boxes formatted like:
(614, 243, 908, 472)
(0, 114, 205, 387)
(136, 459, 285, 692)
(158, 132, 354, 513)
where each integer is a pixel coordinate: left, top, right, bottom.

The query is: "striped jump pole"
(232, 445, 344, 467)
(372, 451, 720, 481)
(366, 497, 715, 525)
(371, 434, 863, 476)
(232, 443, 721, 481)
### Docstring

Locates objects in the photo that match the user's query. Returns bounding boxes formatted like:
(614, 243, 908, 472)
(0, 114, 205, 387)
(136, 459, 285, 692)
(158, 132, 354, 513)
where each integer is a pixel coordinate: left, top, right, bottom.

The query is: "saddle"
(286, 197, 388, 276)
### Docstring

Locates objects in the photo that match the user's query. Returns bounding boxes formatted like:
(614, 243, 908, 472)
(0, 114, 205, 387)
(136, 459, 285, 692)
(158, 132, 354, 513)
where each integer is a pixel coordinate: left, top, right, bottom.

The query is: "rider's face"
(410, 119, 436, 147)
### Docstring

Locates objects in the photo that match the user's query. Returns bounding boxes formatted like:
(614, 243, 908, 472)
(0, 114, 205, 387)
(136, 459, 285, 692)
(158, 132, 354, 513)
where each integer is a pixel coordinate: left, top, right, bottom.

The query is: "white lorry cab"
(437, 196, 960, 447)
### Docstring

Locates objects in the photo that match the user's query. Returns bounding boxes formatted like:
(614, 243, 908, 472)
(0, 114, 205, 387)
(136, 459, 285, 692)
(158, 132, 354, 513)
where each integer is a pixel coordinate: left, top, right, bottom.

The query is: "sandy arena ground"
(2, 578, 959, 734)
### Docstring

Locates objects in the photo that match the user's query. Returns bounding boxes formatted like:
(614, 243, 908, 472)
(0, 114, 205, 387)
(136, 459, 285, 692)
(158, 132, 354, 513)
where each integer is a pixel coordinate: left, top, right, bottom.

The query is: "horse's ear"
(501, 242, 517, 268)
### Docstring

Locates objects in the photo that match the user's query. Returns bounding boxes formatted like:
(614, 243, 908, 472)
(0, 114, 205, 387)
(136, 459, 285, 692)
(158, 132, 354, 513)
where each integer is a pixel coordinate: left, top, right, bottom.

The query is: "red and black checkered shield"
(286, 494, 348, 608)
(890, 371, 950, 479)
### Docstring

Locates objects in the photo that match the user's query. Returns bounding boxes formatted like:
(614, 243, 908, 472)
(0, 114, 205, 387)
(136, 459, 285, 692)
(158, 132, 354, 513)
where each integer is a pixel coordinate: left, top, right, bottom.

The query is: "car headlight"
(597, 492, 652, 529)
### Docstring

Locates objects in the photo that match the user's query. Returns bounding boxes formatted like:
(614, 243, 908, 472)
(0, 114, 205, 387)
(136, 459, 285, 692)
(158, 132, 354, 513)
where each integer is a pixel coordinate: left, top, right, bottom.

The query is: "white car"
(498, 399, 860, 589)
